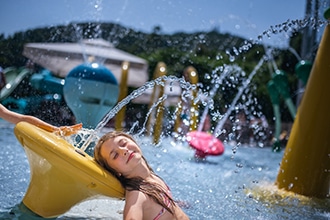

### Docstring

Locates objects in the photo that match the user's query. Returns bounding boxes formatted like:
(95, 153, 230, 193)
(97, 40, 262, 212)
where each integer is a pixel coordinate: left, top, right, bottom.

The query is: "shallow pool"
(0, 120, 329, 219)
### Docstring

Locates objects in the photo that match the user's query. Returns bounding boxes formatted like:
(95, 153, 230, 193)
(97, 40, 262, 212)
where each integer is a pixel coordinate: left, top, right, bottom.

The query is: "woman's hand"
(55, 123, 83, 136)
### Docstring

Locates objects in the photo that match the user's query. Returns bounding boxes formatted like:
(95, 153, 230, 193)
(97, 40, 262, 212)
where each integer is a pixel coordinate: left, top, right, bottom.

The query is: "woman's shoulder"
(125, 189, 165, 211)
(125, 189, 148, 202)
(124, 190, 146, 219)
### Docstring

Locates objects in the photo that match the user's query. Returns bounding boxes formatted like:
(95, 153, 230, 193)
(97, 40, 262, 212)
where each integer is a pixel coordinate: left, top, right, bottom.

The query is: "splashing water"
(51, 1, 330, 158)
(213, 56, 265, 138)
(197, 64, 240, 132)
(77, 75, 196, 151)
(256, 18, 329, 43)
(73, 53, 265, 153)
(288, 46, 302, 61)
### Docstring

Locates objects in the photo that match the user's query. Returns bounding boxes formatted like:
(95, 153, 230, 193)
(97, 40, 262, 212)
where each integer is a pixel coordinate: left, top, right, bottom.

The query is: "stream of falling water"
(78, 75, 195, 152)
(213, 57, 265, 138)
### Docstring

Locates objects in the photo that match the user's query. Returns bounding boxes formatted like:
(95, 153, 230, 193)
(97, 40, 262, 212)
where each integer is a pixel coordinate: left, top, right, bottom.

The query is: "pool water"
(0, 120, 329, 219)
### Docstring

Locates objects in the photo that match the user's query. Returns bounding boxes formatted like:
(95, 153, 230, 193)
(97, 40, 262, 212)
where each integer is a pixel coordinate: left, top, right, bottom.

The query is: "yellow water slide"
(14, 122, 124, 218)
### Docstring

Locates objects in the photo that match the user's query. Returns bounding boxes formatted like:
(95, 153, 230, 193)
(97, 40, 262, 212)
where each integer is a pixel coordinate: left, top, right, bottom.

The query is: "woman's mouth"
(127, 152, 135, 163)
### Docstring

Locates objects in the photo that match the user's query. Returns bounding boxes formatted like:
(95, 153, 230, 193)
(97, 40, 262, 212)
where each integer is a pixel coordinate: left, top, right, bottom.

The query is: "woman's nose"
(119, 148, 128, 156)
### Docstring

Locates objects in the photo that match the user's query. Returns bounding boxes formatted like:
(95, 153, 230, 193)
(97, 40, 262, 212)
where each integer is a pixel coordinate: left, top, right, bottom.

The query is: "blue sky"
(0, 0, 328, 47)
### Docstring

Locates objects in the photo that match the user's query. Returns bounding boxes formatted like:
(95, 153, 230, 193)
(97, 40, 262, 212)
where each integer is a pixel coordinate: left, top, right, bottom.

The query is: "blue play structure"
(63, 63, 119, 128)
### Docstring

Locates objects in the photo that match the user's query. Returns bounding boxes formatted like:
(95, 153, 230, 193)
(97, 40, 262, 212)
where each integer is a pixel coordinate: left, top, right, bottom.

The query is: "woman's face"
(100, 135, 143, 177)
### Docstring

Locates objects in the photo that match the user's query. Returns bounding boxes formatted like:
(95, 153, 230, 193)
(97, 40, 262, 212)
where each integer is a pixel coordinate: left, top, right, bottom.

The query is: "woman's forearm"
(0, 104, 56, 132)
(0, 104, 82, 135)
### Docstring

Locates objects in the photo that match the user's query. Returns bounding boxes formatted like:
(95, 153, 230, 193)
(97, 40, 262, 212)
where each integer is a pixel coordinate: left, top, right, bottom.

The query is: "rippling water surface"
(0, 120, 329, 220)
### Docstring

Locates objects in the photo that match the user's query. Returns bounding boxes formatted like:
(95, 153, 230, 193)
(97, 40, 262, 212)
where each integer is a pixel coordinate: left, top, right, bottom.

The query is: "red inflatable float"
(186, 131, 225, 159)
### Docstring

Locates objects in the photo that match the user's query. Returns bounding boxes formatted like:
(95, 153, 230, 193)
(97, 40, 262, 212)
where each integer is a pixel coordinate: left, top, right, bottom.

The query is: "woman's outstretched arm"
(0, 104, 82, 136)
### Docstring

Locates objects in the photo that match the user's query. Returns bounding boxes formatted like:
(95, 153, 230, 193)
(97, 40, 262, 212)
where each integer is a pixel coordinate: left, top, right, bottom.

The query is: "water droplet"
(236, 163, 243, 168)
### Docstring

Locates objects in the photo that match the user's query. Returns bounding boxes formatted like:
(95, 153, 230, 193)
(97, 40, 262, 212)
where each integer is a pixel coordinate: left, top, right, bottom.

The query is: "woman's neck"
(126, 159, 152, 179)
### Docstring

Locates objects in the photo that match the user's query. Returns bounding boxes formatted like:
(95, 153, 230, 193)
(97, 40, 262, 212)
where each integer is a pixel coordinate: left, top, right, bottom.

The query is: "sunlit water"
(1, 120, 330, 220)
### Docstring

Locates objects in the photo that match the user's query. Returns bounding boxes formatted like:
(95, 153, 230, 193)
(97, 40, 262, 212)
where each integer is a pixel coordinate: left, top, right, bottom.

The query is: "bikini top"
(153, 185, 172, 220)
